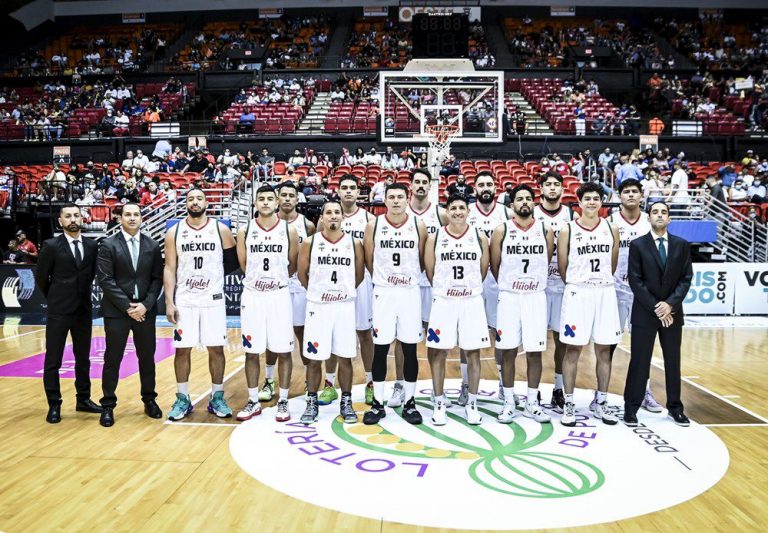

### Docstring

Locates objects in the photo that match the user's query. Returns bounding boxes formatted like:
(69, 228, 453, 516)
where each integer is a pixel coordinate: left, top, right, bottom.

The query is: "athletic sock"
(565, 393, 574, 404)
(177, 382, 190, 397)
(503, 387, 515, 404)
(265, 364, 275, 380)
(373, 381, 386, 404)
(404, 381, 417, 402)
(527, 388, 539, 404)
(554, 373, 564, 390)
(279, 388, 289, 401)
(307, 391, 318, 399)
(468, 393, 478, 404)
(397, 379, 405, 387)
(325, 372, 336, 386)
(645, 379, 652, 393)
(460, 363, 468, 385)
(596, 391, 608, 403)
(365, 371, 373, 384)
(211, 383, 224, 395)
(247, 387, 259, 402)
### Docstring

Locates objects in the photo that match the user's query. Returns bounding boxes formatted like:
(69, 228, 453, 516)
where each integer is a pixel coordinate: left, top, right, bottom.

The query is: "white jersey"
(609, 210, 651, 295)
(174, 218, 224, 307)
(373, 214, 421, 287)
(565, 218, 615, 287)
(534, 204, 573, 293)
(306, 232, 357, 303)
(467, 201, 510, 240)
(286, 212, 310, 293)
(342, 206, 371, 242)
(497, 220, 549, 293)
(406, 202, 441, 287)
(242, 219, 290, 292)
(432, 226, 484, 298)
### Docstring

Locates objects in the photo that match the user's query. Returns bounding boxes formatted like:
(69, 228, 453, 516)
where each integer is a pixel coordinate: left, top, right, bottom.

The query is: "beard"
(66, 222, 81, 232)
(327, 222, 339, 231)
(478, 190, 495, 204)
(187, 206, 206, 218)
(514, 206, 532, 218)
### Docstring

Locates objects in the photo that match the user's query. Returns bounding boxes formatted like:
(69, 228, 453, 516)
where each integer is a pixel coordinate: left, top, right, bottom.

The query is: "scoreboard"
(411, 13, 470, 59)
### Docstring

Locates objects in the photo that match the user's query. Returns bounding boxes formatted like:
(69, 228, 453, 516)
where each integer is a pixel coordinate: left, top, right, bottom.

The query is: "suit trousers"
(100, 316, 158, 408)
(43, 308, 93, 404)
(624, 323, 684, 415)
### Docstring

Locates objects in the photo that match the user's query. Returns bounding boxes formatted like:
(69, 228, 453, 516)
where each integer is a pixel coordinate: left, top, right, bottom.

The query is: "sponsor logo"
(174, 329, 183, 341)
(306, 341, 319, 354)
(230, 381, 729, 529)
(1, 269, 36, 308)
(242, 334, 252, 349)
(427, 328, 440, 343)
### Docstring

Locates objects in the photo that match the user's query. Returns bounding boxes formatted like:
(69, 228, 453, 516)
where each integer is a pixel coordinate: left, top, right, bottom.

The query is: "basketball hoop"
(426, 123, 460, 167)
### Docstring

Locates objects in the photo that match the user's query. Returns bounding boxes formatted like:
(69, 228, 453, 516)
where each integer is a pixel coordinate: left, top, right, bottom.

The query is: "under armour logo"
(309, 311, 315, 317)
(306, 341, 319, 354)
(427, 328, 441, 342)
(564, 324, 577, 337)
(173, 329, 183, 341)
(242, 334, 252, 348)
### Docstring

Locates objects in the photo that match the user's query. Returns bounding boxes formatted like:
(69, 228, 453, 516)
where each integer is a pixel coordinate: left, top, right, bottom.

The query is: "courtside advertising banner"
(733, 263, 768, 314)
(683, 263, 736, 315)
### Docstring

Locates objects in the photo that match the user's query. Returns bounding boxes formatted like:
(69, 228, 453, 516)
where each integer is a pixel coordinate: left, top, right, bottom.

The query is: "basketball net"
(426, 123, 459, 190)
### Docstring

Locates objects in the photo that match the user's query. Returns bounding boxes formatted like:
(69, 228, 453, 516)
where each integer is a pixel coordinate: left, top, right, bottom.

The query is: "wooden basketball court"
(0, 320, 766, 531)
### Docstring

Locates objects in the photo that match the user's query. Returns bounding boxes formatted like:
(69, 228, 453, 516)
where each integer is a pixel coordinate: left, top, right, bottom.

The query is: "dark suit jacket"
(628, 231, 693, 328)
(35, 234, 98, 314)
(97, 231, 163, 318)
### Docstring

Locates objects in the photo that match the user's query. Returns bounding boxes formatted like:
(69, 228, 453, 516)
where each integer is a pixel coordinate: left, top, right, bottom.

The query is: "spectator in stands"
(187, 150, 209, 173)
(550, 154, 570, 175)
(4, 239, 30, 264)
(748, 175, 767, 204)
(162, 181, 177, 203)
(96, 110, 117, 137)
(615, 155, 643, 185)
(202, 163, 217, 183)
(357, 177, 371, 200)
(369, 175, 392, 204)
(499, 182, 516, 207)
(288, 149, 305, 169)
(106, 206, 122, 231)
(44, 164, 67, 199)
(352, 147, 365, 164)
(257, 148, 274, 177)
(121, 150, 135, 171)
(670, 161, 690, 214)
(728, 179, 749, 202)
(238, 109, 256, 132)
(140, 181, 165, 207)
(446, 174, 474, 199)
(15, 230, 38, 262)
(718, 165, 738, 188)
(133, 150, 150, 172)
(641, 168, 664, 204)
(705, 175, 726, 205)
(439, 154, 460, 177)
(338, 148, 354, 167)
(330, 88, 345, 103)
(117, 178, 140, 203)
(113, 110, 130, 135)
(362, 148, 381, 166)
(649, 116, 665, 135)
(381, 151, 398, 170)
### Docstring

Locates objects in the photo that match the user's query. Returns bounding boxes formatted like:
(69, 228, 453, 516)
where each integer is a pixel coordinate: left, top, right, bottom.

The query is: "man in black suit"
(97, 202, 164, 427)
(35, 203, 101, 423)
(624, 201, 693, 427)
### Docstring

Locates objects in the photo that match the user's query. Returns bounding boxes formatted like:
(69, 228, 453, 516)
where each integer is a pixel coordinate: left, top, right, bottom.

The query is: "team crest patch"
(173, 329, 183, 341)
(306, 341, 319, 354)
(242, 334, 252, 349)
(564, 324, 577, 337)
(427, 328, 440, 343)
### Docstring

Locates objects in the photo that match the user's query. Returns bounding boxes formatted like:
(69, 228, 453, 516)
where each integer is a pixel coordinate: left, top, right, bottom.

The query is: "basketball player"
(258, 181, 316, 402)
(608, 178, 662, 413)
(298, 201, 365, 424)
(235, 185, 299, 422)
(316, 175, 374, 406)
(465, 172, 510, 405)
(388, 168, 447, 408)
(557, 182, 621, 427)
(490, 184, 553, 424)
(362, 182, 427, 425)
(534, 171, 575, 410)
(425, 195, 491, 426)
(165, 188, 238, 421)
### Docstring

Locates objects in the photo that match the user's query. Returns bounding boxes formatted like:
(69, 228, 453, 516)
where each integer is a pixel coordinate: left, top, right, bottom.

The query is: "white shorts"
(173, 304, 227, 348)
(303, 300, 357, 360)
(291, 288, 307, 327)
(545, 289, 564, 332)
(426, 295, 491, 351)
(483, 274, 498, 329)
(241, 288, 295, 354)
(372, 285, 423, 345)
(355, 272, 373, 331)
(617, 291, 633, 334)
(420, 285, 432, 324)
(495, 291, 548, 353)
(559, 285, 622, 346)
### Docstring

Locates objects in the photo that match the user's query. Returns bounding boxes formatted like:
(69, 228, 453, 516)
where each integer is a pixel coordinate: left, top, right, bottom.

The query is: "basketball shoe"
(275, 399, 290, 422)
(457, 382, 469, 406)
(550, 388, 565, 411)
(168, 393, 193, 421)
(430, 391, 452, 408)
(365, 381, 375, 406)
(497, 402, 517, 423)
(208, 391, 233, 418)
(524, 400, 552, 423)
(431, 398, 448, 426)
(641, 390, 664, 413)
(388, 382, 405, 408)
(588, 391, 599, 412)
(236, 399, 262, 421)
(466, 399, 482, 425)
(402, 398, 422, 425)
(301, 395, 319, 424)
(363, 399, 385, 425)
(561, 402, 576, 427)
(318, 380, 338, 405)
(341, 395, 359, 424)
(593, 401, 618, 425)
(258, 378, 275, 402)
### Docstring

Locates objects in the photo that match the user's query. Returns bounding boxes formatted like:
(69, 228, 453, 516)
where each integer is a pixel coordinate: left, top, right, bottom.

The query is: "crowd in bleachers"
(14, 24, 179, 77)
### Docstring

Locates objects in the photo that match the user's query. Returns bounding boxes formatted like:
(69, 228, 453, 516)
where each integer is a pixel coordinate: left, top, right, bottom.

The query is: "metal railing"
(700, 190, 768, 262)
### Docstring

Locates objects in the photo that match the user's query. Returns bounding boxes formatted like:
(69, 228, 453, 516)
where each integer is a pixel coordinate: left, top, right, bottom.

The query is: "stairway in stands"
(505, 92, 553, 136)
(297, 92, 332, 135)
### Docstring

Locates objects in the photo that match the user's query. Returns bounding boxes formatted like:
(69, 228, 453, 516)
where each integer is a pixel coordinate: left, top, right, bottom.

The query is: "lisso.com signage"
(230, 380, 728, 529)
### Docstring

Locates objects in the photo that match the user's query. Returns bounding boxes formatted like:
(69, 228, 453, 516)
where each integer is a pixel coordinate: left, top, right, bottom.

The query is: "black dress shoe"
(46, 404, 62, 424)
(623, 411, 639, 427)
(75, 399, 103, 413)
(668, 411, 690, 427)
(144, 400, 163, 419)
(100, 408, 114, 427)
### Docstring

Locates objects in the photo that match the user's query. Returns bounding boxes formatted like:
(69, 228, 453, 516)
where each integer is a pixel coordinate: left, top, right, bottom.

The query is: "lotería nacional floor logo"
(230, 379, 729, 530)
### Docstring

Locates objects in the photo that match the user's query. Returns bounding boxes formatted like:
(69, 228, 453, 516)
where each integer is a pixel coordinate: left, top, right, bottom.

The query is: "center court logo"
(1, 269, 36, 308)
(230, 379, 729, 530)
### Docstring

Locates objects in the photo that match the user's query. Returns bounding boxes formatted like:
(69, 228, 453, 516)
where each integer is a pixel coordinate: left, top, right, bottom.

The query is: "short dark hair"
(446, 194, 469, 207)
(58, 203, 80, 216)
(121, 202, 141, 214)
(385, 182, 408, 195)
(277, 181, 298, 192)
(648, 200, 670, 214)
(255, 184, 276, 196)
(410, 167, 431, 181)
(576, 181, 603, 200)
(511, 184, 535, 203)
(475, 171, 495, 184)
(540, 171, 563, 185)
(321, 200, 341, 214)
(338, 174, 358, 187)
(618, 178, 643, 193)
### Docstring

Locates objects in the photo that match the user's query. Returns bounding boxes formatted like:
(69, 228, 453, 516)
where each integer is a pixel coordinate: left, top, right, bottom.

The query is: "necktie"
(130, 237, 139, 299)
(657, 237, 667, 267)
(73, 240, 82, 267)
